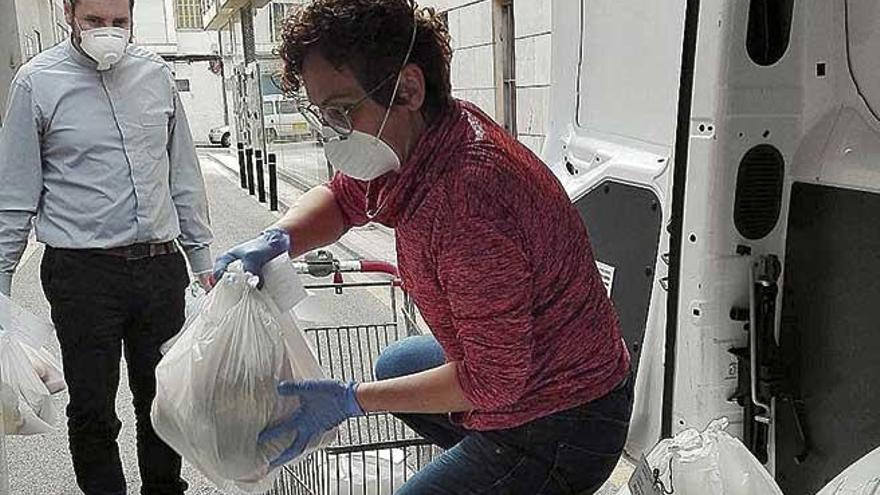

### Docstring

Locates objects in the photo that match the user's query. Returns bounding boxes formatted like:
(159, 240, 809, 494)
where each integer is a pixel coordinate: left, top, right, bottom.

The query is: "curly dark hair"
(279, 0, 453, 121)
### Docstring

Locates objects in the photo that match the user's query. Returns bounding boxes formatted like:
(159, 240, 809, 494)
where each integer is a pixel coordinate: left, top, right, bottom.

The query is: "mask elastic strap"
(376, 8, 419, 140)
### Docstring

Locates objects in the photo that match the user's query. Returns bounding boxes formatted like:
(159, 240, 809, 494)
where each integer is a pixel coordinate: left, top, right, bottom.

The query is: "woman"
(214, 1, 633, 492)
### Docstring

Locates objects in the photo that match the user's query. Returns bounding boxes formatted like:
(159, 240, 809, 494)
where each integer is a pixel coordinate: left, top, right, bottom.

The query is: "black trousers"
(41, 247, 189, 495)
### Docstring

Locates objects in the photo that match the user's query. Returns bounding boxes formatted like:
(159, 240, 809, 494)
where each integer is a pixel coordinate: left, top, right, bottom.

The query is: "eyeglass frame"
(292, 71, 400, 138)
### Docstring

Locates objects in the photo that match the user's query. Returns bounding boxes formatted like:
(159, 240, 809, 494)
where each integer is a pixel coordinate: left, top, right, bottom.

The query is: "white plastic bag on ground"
(619, 418, 783, 495)
(151, 258, 335, 493)
(322, 449, 415, 495)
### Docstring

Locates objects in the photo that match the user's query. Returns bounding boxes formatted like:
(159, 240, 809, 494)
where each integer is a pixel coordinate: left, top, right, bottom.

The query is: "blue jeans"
(375, 335, 633, 494)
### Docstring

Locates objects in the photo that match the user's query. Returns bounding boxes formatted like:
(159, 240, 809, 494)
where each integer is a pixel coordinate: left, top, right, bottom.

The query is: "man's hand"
(212, 227, 291, 283)
(259, 379, 364, 468)
(195, 272, 215, 292)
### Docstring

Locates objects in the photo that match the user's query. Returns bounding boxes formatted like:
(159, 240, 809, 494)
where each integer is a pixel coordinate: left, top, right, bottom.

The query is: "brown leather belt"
(99, 241, 178, 260)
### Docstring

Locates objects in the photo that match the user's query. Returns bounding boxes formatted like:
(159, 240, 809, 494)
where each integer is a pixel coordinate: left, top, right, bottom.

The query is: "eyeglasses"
(295, 72, 400, 137)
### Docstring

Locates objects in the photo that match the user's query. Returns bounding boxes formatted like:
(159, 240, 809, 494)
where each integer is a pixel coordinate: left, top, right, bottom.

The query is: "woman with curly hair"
(214, 0, 633, 492)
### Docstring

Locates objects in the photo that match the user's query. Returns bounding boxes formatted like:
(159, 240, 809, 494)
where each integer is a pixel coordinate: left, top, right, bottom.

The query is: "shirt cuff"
(0, 273, 12, 297)
(183, 246, 213, 275)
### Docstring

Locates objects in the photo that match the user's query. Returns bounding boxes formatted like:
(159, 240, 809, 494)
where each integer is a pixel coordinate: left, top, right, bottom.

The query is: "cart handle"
(291, 250, 399, 278)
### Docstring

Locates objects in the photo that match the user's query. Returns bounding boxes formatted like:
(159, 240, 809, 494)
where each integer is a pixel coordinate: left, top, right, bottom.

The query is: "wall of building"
(133, 0, 176, 52)
(15, 0, 57, 60)
(423, 0, 552, 155)
(133, 0, 225, 143)
(1, 0, 64, 126)
(0, 0, 22, 118)
(512, 1, 551, 154)
(173, 60, 226, 141)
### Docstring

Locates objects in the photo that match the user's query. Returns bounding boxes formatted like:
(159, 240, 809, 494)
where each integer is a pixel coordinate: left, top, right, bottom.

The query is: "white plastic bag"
(151, 260, 335, 493)
(0, 294, 62, 435)
(20, 341, 65, 394)
(816, 445, 880, 495)
(0, 333, 58, 435)
(159, 281, 208, 355)
(619, 418, 784, 495)
(322, 449, 415, 495)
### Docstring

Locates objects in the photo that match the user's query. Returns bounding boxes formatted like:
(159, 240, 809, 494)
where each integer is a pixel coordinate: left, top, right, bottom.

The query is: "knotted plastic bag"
(151, 259, 335, 493)
(619, 418, 783, 495)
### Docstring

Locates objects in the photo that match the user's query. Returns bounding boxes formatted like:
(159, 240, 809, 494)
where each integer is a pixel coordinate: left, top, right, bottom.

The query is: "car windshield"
(278, 101, 297, 115)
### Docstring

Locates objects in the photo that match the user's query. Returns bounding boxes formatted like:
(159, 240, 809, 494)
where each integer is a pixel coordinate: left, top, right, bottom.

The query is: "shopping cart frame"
(268, 251, 440, 495)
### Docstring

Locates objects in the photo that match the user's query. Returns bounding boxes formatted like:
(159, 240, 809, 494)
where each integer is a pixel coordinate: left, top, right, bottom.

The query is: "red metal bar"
(359, 260, 399, 278)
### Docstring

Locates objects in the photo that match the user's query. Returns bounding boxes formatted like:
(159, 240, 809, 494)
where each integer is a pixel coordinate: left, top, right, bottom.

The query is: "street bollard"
(268, 153, 279, 212)
(255, 149, 266, 204)
(245, 148, 255, 196)
(237, 142, 247, 189)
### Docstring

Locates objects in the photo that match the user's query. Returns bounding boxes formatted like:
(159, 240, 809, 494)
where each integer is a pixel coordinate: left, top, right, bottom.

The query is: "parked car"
(208, 125, 231, 148)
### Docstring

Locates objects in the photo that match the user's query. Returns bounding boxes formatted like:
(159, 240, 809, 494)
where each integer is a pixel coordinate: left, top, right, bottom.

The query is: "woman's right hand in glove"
(212, 227, 291, 282)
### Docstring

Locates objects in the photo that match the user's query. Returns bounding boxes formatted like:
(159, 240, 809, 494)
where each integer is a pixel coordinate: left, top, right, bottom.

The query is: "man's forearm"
(274, 185, 348, 258)
(355, 362, 475, 414)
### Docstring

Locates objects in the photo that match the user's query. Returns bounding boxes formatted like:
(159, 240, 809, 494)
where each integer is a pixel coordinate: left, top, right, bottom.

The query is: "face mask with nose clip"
(321, 10, 420, 182)
(77, 21, 129, 71)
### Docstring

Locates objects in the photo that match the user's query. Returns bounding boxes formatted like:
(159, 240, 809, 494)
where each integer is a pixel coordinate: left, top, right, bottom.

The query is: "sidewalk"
(202, 148, 398, 264)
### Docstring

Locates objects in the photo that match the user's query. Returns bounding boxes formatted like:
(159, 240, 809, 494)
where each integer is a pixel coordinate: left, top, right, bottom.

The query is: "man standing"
(0, 0, 213, 493)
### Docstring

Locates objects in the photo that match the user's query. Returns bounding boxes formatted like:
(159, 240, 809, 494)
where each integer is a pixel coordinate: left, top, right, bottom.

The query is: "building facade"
(202, 0, 551, 154)
(0, 0, 67, 127)
(134, 0, 227, 143)
(423, 0, 552, 155)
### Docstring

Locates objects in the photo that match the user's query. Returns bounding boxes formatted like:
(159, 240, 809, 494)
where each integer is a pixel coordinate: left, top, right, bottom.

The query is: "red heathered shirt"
(328, 100, 630, 430)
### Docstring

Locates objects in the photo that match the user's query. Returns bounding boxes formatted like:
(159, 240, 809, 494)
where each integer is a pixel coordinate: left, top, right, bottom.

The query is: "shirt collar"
(66, 38, 100, 70)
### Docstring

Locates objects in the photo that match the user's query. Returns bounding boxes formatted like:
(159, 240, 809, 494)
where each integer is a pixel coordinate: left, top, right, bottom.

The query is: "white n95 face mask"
(322, 126, 401, 181)
(321, 10, 418, 182)
(80, 26, 129, 71)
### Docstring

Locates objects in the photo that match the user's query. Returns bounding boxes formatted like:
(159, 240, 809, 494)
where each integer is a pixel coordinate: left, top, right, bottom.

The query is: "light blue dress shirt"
(0, 39, 213, 293)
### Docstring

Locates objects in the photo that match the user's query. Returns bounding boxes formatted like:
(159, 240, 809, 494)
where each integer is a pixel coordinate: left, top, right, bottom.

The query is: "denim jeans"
(41, 248, 189, 495)
(375, 335, 633, 494)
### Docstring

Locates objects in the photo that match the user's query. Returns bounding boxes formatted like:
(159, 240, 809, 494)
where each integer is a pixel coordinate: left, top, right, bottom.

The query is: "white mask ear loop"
(365, 9, 420, 221)
(375, 9, 419, 140)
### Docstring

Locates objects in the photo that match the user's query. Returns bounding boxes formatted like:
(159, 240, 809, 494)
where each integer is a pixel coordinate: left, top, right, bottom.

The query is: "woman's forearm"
(355, 362, 475, 414)
(273, 185, 347, 257)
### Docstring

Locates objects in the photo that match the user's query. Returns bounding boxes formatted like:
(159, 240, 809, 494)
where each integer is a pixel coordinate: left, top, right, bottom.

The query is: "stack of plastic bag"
(618, 418, 784, 495)
(0, 294, 65, 435)
(151, 256, 336, 493)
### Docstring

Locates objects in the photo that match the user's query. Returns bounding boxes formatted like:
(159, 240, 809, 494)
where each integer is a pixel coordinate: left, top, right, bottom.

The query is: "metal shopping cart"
(268, 251, 441, 495)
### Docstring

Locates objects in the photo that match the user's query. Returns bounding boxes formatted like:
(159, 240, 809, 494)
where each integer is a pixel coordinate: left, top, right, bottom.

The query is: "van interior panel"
(573, 181, 662, 377)
(776, 182, 880, 494)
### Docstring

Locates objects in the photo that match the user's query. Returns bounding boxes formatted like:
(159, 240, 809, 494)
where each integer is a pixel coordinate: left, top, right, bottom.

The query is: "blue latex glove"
(259, 379, 365, 468)
(212, 227, 291, 283)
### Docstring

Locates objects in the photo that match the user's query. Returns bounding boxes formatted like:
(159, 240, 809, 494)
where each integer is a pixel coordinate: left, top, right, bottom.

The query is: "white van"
(546, 1, 880, 493)
(262, 95, 312, 143)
